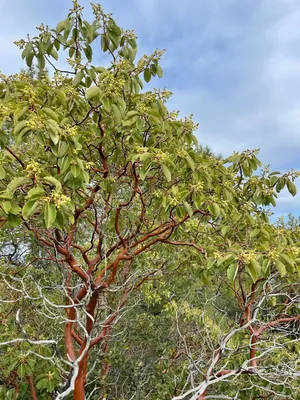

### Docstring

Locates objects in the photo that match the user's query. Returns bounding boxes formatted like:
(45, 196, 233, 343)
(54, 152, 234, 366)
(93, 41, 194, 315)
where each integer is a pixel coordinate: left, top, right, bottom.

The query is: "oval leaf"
(44, 203, 57, 228)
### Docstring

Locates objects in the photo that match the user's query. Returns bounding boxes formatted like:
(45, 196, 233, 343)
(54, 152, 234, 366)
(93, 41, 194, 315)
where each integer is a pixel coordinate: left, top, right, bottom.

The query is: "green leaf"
(27, 187, 45, 200)
(73, 71, 84, 87)
(262, 259, 270, 275)
(43, 176, 62, 190)
(85, 86, 101, 101)
(280, 254, 294, 269)
(17, 364, 25, 379)
(56, 20, 66, 34)
(227, 263, 238, 281)
(71, 164, 81, 178)
(0, 166, 5, 179)
(7, 177, 27, 193)
(123, 115, 139, 127)
(186, 155, 195, 171)
(276, 177, 285, 192)
(36, 378, 48, 389)
(83, 45, 93, 62)
(56, 210, 64, 229)
(48, 130, 59, 145)
(26, 52, 35, 68)
(7, 214, 22, 228)
(102, 96, 112, 111)
(2, 201, 11, 214)
(43, 107, 59, 122)
(0, 190, 13, 200)
(47, 378, 55, 392)
(112, 104, 122, 124)
(139, 152, 152, 162)
(206, 257, 216, 270)
(116, 97, 126, 114)
(208, 203, 220, 218)
(57, 141, 68, 158)
(9, 202, 21, 215)
(144, 68, 151, 83)
(161, 164, 171, 182)
(125, 110, 139, 119)
(250, 228, 260, 239)
(157, 65, 163, 78)
(50, 47, 58, 60)
(14, 106, 29, 124)
(14, 120, 27, 135)
(44, 203, 57, 228)
(55, 89, 67, 107)
(275, 259, 286, 277)
(21, 42, 33, 59)
(183, 201, 193, 217)
(217, 253, 234, 267)
(22, 200, 39, 219)
(287, 180, 297, 196)
(247, 259, 261, 283)
(46, 119, 60, 145)
(37, 54, 45, 69)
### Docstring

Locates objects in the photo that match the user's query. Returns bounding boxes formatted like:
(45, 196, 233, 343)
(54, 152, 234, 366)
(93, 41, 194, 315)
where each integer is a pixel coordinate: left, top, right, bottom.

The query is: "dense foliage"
(0, 2, 299, 399)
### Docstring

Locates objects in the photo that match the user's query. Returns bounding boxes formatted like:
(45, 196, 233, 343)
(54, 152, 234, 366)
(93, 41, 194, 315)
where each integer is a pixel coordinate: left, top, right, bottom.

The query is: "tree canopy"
(0, 2, 299, 399)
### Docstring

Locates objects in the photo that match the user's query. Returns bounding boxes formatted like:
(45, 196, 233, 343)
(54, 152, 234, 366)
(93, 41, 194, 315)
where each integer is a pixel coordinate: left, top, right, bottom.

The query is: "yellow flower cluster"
(64, 85, 78, 100)
(25, 161, 41, 176)
(176, 149, 188, 158)
(100, 72, 125, 96)
(180, 115, 199, 133)
(153, 190, 162, 198)
(137, 103, 148, 115)
(154, 150, 168, 162)
(63, 125, 78, 137)
(136, 50, 165, 74)
(46, 371, 55, 380)
(91, 2, 103, 18)
(153, 88, 172, 101)
(114, 59, 131, 71)
(136, 56, 149, 73)
(134, 145, 148, 154)
(0, 103, 10, 118)
(51, 191, 71, 209)
(190, 182, 204, 193)
(286, 246, 299, 256)
(168, 111, 179, 121)
(21, 85, 37, 105)
(142, 92, 156, 103)
(266, 249, 279, 262)
(13, 39, 26, 49)
(26, 115, 44, 130)
(241, 202, 252, 212)
(238, 250, 256, 264)
(71, 0, 82, 11)
(168, 196, 179, 206)
(84, 161, 95, 169)
(36, 23, 47, 32)
(53, 72, 69, 86)
(18, 353, 27, 363)
(185, 219, 200, 230)
(261, 187, 274, 196)
(123, 30, 137, 41)
(67, 57, 84, 70)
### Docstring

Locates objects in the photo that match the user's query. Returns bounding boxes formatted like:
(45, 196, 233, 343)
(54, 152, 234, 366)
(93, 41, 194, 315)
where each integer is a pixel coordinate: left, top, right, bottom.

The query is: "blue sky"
(0, 0, 299, 217)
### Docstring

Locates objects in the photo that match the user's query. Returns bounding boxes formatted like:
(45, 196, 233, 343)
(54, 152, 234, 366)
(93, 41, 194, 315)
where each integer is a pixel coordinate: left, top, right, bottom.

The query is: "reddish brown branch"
(26, 376, 38, 400)
(5, 146, 25, 169)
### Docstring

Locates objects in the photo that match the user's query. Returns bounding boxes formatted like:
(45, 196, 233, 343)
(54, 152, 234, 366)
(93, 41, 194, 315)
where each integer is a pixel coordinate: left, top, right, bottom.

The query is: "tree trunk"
(73, 354, 88, 400)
